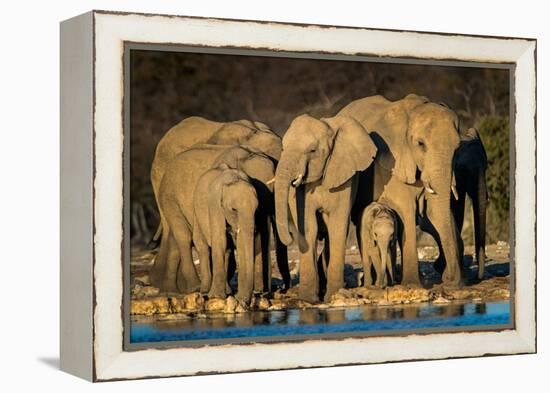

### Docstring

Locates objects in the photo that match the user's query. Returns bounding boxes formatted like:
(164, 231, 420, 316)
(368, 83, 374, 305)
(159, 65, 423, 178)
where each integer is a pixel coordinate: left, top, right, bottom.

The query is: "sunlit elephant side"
(192, 166, 258, 302)
(151, 145, 289, 295)
(275, 114, 377, 302)
(150, 116, 282, 244)
(359, 201, 398, 288)
(341, 94, 462, 286)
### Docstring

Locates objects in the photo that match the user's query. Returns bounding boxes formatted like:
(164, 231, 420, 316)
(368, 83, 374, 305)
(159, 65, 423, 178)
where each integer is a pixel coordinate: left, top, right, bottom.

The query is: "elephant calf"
(359, 201, 398, 288)
(192, 165, 259, 303)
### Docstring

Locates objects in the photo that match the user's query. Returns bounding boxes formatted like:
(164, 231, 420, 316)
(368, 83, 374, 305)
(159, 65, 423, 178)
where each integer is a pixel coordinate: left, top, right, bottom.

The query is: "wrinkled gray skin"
(423, 127, 488, 280)
(341, 94, 462, 286)
(275, 114, 377, 302)
(192, 166, 258, 302)
(151, 145, 289, 295)
(359, 202, 398, 288)
(150, 116, 282, 244)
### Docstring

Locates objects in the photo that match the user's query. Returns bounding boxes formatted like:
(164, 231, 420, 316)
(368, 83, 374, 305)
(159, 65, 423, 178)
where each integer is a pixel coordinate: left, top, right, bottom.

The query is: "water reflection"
(131, 301, 509, 343)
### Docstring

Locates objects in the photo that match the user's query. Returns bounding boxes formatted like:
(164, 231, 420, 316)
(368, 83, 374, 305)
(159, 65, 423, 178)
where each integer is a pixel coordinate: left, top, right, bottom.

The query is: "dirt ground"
(130, 242, 511, 317)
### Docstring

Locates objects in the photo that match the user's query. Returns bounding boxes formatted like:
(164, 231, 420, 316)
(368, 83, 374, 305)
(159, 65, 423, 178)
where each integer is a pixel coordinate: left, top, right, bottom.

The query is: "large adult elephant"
(339, 94, 462, 286)
(151, 145, 289, 294)
(149, 116, 282, 244)
(274, 114, 377, 302)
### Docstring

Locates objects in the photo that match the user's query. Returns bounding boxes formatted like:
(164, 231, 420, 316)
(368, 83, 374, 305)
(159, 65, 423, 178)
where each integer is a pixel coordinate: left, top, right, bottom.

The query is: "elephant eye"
(417, 139, 426, 151)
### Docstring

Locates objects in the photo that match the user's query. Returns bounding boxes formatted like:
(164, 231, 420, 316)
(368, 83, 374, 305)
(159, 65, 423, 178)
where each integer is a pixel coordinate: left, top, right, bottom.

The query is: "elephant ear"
(377, 104, 418, 184)
(322, 116, 378, 190)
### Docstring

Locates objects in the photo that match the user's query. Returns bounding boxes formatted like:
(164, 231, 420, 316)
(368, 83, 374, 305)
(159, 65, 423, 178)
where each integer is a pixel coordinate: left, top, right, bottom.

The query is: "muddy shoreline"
(130, 243, 511, 320)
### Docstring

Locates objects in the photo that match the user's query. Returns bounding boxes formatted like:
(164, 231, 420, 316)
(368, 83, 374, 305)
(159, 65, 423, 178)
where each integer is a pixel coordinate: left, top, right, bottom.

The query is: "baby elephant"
(360, 202, 398, 288)
(192, 164, 259, 303)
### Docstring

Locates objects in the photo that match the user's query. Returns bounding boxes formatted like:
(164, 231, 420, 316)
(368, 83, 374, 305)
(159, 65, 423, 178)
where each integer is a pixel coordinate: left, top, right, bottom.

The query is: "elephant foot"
(374, 280, 388, 288)
(208, 288, 227, 300)
(148, 267, 164, 289)
(235, 292, 252, 305)
(400, 275, 421, 288)
(442, 268, 462, 288)
(324, 284, 344, 302)
(160, 279, 179, 294)
(176, 273, 201, 294)
(477, 258, 486, 280)
(200, 284, 211, 295)
(298, 289, 319, 304)
(177, 281, 201, 294)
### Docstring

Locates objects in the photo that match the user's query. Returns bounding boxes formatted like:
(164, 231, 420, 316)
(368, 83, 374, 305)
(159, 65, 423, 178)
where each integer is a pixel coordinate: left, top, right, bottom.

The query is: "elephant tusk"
(266, 177, 275, 185)
(292, 173, 304, 187)
(451, 185, 459, 200)
(424, 183, 436, 195)
(236, 228, 240, 235)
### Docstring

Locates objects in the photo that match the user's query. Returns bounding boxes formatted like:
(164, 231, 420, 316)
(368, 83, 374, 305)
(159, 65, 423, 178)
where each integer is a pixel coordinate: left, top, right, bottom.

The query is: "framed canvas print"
(60, 10, 536, 381)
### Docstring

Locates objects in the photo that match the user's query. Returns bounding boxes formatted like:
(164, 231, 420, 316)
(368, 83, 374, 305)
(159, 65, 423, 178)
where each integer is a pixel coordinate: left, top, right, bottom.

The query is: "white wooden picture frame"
(60, 10, 536, 381)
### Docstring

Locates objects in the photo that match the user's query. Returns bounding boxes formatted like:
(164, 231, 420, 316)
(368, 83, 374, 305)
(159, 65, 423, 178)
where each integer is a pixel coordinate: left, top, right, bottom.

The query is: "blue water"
(130, 301, 510, 343)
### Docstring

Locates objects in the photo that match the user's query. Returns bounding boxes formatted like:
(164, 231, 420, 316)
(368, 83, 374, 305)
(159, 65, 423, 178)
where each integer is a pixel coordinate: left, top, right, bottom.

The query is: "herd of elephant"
(148, 93, 489, 305)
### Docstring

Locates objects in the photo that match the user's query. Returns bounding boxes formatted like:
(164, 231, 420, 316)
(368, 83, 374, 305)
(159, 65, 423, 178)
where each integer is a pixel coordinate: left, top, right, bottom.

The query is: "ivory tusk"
(425, 185, 436, 195)
(292, 173, 304, 187)
(451, 185, 459, 200)
(266, 177, 275, 185)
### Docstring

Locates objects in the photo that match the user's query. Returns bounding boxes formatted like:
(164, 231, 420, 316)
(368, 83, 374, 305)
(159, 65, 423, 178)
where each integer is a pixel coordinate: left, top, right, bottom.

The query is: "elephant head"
(205, 166, 258, 301)
(207, 121, 282, 161)
(274, 114, 377, 246)
(384, 97, 461, 282)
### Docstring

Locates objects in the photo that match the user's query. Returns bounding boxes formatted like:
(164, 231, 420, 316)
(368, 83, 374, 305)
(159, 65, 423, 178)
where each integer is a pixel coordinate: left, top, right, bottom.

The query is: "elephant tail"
(147, 224, 162, 249)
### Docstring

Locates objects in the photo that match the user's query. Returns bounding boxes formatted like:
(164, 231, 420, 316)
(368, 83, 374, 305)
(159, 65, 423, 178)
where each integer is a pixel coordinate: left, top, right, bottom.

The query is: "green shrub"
(476, 116, 510, 243)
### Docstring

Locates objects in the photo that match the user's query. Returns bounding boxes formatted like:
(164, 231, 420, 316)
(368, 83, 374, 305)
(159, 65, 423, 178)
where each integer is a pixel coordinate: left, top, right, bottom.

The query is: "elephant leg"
(253, 231, 268, 293)
(149, 230, 169, 288)
(298, 207, 319, 303)
(271, 217, 290, 291)
(325, 214, 349, 300)
(194, 234, 212, 294)
(149, 213, 171, 288)
(168, 216, 201, 294)
(225, 245, 236, 294)
(373, 250, 386, 288)
(158, 233, 180, 293)
(254, 215, 271, 293)
(209, 242, 228, 299)
(472, 174, 487, 280)
(359, 228, 373, 287)
(317, 231, 330, 296)
(400, 203, 421, 286)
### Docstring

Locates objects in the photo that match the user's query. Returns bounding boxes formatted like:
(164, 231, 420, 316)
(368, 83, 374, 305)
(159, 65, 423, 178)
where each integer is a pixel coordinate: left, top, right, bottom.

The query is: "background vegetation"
(129, 50, 511, 248)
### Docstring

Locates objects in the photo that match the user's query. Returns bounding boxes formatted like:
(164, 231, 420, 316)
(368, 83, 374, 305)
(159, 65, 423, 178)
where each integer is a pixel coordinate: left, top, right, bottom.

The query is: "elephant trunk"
(236, 217, 255, 303)
(425, 162, 461, 285)
(274, 151, 306, 246)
